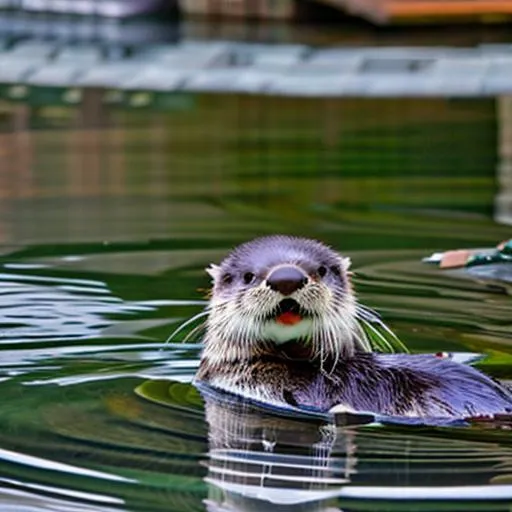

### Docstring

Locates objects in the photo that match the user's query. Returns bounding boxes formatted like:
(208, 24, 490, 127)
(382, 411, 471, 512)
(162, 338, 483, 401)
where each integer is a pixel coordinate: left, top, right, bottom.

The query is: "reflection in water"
(199, 387, 512, 512)
(0, 268, 188, 346)
(0, 92, 511, 510)
(0, 264, 205, 387)
(497, 96, 512, 226)
(202, 388, 352, 512)
(0, 247, 510, 511)
(352, 252, 512, 367)
(0, 97, 509, 247)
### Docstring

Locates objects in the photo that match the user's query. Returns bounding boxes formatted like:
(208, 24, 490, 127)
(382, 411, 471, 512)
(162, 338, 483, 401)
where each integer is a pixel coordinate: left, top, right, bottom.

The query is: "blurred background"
(0, 0, 511, 249)
(0, 5, 512, 512)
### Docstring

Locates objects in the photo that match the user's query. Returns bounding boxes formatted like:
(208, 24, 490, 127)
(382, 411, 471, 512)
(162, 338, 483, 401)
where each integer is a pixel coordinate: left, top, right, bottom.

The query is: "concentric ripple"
(0, 246, 510, 512)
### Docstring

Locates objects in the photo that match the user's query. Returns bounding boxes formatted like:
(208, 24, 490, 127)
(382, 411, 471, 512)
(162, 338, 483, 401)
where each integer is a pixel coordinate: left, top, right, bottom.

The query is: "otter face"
(204, 235, 365, 363)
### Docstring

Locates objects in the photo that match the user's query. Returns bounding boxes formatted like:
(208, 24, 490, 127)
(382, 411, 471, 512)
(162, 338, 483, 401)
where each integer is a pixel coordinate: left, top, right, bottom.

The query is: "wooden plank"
(389, 0, 512, 17)
(179, 0, 296, 19)
(320, 0, 512, 24)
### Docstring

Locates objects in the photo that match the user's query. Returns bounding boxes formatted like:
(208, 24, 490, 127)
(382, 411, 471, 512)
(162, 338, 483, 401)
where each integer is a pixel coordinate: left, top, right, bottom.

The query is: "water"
(0, 95, 511, 511)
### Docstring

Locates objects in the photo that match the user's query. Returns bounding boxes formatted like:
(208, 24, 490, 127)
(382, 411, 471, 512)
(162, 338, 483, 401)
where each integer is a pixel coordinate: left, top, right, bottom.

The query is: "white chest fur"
(260, 318, 314, 345)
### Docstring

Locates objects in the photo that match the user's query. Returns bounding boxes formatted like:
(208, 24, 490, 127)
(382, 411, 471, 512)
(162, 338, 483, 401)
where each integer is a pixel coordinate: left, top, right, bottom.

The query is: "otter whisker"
(353, 321, 371, 352)
(324, 305, 361, 355)
(326, 316, 342, 374)
(335, 313, 354, 354)
(313, 312, 344, 374)
(354, 303, 378, 317)
(183, 321, 208, 343)
(351, 320, 372, 353)
(359, 318, 394, 353)
(354, 303, 408, 353)
(164, 309, 209, 346)
(375, 321, 408, 353)
(321, 326, 333, 373)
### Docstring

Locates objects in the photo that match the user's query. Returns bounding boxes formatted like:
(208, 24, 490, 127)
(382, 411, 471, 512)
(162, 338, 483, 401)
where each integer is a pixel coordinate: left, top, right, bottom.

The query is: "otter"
(194, 235, 512, 418)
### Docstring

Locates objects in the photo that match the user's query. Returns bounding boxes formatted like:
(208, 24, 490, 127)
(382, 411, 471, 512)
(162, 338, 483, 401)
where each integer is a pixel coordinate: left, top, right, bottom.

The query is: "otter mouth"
(269, 298, 310, 326)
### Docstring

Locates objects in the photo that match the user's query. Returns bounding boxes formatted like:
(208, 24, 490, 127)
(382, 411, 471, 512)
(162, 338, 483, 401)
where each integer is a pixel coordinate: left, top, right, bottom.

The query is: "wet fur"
(196, 235, 512, 418)
(198, 347, 512, 417)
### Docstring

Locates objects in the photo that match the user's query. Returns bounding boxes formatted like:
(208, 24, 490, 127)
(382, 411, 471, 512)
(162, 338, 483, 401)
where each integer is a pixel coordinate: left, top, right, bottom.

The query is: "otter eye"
(317, 266, 327, 278)
(243, 272, 255, 284)
(221, 273, 233, 285)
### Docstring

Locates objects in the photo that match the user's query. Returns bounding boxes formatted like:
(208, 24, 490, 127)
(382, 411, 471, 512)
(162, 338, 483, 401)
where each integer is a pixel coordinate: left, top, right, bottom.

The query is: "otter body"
(195, 235, 512, 419)
(198, 347, 512, 417)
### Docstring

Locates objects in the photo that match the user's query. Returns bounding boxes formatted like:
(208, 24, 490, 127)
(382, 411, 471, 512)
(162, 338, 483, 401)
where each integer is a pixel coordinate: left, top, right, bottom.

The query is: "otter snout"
(266, 265, 307, 296)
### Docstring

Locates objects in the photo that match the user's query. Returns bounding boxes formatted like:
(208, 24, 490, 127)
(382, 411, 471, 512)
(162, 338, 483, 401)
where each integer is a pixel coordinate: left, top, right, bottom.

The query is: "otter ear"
(205, 264, 221, 282)
(340, 256, 351, 271)
(338, 256, 354, 280)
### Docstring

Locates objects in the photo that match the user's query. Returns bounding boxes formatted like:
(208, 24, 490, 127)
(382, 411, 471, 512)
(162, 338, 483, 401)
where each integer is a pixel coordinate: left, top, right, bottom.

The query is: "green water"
(0, 96, 511, 511)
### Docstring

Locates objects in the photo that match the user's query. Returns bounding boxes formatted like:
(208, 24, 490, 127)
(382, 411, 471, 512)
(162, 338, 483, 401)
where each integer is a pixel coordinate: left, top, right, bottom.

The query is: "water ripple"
(0, 249, 510, 511)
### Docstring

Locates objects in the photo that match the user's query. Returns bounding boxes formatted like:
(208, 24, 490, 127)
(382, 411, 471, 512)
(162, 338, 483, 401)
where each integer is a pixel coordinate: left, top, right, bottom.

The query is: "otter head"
(203, 235, 367, 365)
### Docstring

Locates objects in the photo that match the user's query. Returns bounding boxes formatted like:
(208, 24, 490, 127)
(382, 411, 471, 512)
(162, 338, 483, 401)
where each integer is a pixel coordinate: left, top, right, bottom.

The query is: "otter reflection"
(201, 388, 352, 512)
(200, 386, 512, 512)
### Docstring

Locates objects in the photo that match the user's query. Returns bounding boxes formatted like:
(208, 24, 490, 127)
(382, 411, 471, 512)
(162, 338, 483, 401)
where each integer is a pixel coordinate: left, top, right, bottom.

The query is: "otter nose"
(266, 266, 307, 296)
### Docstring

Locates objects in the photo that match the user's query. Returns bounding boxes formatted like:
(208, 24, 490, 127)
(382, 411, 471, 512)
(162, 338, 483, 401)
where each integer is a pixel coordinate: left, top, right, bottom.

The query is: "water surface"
(0, 96, 511, 511)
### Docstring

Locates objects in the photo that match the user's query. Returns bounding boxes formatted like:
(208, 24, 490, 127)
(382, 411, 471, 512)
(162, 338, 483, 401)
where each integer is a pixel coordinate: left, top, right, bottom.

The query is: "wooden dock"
(330, 0, 512, 24)
(179, 0, 512, 24)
